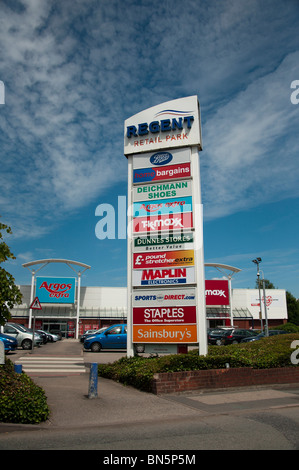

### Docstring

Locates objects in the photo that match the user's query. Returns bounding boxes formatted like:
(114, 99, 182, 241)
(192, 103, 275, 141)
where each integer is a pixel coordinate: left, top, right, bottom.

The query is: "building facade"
(8, 284, 288, 338)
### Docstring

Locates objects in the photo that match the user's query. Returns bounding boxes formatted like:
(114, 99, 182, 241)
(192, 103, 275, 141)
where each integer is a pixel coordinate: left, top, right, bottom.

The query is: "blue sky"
(0, 0, 299, 297)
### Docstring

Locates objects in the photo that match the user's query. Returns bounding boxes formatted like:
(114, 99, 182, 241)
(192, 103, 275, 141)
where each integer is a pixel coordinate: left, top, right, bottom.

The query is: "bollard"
(14, 364, 22, 373)
(88, 363, 98, 398)
(0, 340, 5, 365)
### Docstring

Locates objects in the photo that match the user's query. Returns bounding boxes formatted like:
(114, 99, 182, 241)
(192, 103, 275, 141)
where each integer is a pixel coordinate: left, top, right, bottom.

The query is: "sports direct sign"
(36, 277, 76, 303)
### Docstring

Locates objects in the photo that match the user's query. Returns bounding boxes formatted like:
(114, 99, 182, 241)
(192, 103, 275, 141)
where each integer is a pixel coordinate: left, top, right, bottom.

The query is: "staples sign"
(36, 277, 76, 304)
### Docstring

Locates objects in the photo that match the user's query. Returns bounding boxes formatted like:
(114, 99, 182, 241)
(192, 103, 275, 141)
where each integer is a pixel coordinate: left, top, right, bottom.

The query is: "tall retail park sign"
(125, 96, 207, 356)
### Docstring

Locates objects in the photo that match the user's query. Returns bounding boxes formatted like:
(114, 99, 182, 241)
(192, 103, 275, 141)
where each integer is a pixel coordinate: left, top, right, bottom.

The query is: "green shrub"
(271, 323, 299, 333)
(98, 333, 299, 392)
(0, 359, 50, 424)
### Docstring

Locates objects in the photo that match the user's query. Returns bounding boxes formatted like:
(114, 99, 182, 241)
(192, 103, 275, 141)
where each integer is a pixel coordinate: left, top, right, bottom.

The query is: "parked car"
(80, 327, 107, 343)
(241, 330, 288, 343)
(3, 323, 43, 350)
(50, 329, 62, 340)
(84, 324, 127, 352)
(207, 328, 232, 345)
(221, 329, 258, 345)
(36, 329, 59, 343)
(29, 329, 48, 344)
(0, 332, 18, 352)
(44, 331, 59, 342)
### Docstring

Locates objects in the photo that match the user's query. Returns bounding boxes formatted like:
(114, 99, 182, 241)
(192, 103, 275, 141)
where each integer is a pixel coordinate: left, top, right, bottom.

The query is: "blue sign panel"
(36, 277, 76, 304)
(133, 196, 192, 218)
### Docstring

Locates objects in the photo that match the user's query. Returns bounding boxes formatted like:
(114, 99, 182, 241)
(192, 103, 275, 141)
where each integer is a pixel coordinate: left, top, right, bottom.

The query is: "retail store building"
(9, 259, 288, 338)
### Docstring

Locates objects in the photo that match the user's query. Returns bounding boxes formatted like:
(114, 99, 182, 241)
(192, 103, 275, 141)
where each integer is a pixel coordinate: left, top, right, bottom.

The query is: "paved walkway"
(2, 339, 299, 433)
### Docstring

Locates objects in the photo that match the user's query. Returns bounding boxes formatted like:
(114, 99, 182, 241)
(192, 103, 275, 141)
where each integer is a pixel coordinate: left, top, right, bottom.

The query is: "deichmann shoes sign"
(133, 180, 192, 201)
(36, 277, 76, 303)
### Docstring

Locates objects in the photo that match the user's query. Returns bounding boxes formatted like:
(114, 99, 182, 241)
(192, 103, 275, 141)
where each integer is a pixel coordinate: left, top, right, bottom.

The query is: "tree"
(286, 291, 299, 326)
(0, 220, 22, 325)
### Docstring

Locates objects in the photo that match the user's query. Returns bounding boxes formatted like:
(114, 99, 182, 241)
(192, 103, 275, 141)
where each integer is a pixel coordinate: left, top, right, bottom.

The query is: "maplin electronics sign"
(125, 96, 207, 357)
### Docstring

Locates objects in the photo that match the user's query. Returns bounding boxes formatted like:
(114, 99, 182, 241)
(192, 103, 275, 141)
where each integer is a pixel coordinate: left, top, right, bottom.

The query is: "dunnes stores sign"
(124, 96, 202, 155)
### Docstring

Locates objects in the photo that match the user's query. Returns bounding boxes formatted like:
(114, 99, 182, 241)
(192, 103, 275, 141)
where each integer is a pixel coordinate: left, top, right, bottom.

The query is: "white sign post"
(125, 96, 207, 357)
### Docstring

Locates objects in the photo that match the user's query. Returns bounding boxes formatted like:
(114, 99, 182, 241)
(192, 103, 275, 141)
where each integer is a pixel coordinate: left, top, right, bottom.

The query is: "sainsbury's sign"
(133, 324, 197, 343)
(36, 277, 76, 304)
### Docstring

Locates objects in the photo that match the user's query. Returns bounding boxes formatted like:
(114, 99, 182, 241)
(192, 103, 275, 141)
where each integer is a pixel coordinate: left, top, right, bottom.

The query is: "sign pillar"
(124, 96, 207, 357)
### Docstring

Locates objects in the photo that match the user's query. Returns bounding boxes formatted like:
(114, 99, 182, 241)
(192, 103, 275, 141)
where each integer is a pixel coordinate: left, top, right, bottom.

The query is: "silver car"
(3, 323, 43, 350)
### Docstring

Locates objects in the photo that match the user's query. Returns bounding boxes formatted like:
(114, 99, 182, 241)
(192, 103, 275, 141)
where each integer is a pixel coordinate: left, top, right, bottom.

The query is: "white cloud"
(201, 52, 299, 219)
(0, 0, 298, 240)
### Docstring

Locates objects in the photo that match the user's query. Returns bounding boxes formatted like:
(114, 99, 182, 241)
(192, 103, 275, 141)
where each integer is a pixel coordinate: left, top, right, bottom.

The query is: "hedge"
(0, 359, 50, 424)
(98, 333, 299, 393)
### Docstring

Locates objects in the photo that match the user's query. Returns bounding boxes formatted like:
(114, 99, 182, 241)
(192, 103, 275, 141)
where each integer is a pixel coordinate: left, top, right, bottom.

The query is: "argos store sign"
(124, 96, 202, 155)
(36, 277, 76, 304)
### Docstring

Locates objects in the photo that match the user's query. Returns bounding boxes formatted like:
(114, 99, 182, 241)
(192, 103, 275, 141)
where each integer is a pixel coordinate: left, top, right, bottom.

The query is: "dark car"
(221, 329, 258, 345)
(241, 330, 288, 343)
(207, 328, 233, 345)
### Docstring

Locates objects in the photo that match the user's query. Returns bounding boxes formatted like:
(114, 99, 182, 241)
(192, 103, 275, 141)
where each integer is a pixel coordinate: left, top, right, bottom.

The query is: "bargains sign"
(133, 162, 191, 183)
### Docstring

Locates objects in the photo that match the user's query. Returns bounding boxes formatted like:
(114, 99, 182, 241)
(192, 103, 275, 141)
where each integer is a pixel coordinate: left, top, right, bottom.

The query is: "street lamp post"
(252, 258, 269, 336)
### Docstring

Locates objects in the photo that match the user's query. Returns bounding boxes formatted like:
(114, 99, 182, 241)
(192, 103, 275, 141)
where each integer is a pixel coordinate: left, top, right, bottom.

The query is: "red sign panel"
(133, 212, 193, 233)
(133, 306, 197, 325)
(205, 280, 229, 306)
(133, 250, 194, 269)
(133, 162, 191, 183)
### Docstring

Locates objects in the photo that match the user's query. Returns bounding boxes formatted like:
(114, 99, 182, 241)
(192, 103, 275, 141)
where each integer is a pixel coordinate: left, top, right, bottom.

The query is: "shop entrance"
(42, 320, 76, 339)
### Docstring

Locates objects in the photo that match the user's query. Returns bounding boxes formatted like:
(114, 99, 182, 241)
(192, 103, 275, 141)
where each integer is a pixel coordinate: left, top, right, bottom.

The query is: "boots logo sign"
(36, 277, 76, 304)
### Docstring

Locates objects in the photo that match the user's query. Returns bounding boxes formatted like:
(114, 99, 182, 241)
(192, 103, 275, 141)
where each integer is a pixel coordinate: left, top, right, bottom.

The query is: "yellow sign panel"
(133, 324, 197, 343)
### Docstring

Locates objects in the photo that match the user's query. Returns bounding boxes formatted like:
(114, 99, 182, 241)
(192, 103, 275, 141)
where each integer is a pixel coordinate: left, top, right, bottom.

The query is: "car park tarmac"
(0, 339, 299, 450)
